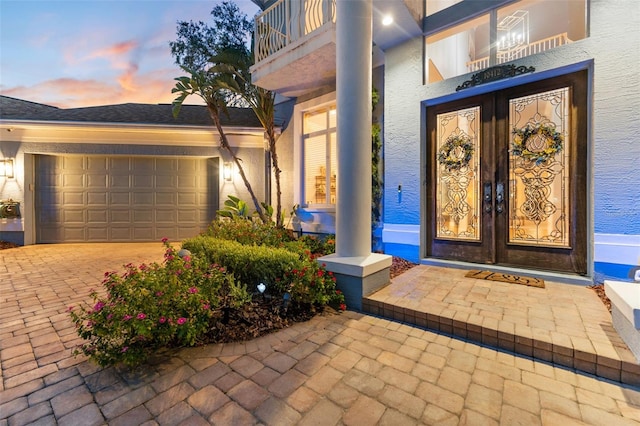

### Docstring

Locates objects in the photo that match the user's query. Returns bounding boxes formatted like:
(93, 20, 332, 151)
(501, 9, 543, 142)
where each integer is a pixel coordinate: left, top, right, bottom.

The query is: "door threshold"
(420, 258, 593, 286)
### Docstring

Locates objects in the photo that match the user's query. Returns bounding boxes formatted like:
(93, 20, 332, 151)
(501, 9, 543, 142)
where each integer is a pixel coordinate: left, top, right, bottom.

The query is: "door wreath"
(437, 134, 474, 171)
(511, 123, 563, 165)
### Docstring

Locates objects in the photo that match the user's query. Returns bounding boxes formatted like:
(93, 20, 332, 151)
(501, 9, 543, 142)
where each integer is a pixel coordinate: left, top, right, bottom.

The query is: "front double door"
(426, 71, 587, 275)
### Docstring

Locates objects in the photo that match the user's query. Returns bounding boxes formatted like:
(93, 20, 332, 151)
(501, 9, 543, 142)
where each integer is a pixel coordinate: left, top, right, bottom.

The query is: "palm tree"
(211, 48, 285, 227)
(171, 69, 268, 224)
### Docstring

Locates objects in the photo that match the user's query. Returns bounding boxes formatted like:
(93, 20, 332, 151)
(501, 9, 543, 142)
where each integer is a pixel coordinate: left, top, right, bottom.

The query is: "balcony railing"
(467, 33, 572, 72)
(254, 0, 336, 63)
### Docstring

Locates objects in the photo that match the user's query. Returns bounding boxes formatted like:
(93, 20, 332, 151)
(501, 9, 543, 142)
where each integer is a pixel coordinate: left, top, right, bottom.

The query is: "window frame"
(292, 92, 337, 208)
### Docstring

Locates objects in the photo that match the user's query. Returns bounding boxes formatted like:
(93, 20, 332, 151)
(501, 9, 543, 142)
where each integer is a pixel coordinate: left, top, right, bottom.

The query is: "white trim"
(320, 252, 392, 277)
(382, 225, 640, 268)
(0, 121, 266, 148)
(382, 223, 420, 245)
(595, 234, 640, 266)
(605, 280, 640, 328)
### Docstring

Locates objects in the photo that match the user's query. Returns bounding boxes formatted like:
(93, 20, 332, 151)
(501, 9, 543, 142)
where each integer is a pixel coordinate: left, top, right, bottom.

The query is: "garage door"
(35, 155, 218, 243)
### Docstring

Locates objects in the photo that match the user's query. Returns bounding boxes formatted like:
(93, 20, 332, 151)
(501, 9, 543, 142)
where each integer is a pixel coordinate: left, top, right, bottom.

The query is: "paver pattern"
(365, 265, 640, 385)
(1, 243, 639, 425)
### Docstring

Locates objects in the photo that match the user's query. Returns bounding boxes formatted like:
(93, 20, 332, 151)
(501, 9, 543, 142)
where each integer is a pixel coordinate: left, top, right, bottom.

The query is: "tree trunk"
(206, 103, 268, 223)
(266, 125, 283, 228)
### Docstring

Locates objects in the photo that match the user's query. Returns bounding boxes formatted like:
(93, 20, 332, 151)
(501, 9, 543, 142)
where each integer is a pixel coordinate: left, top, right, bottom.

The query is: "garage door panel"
(87, 227, 108, 240)
(110, 227, 133, 240)
(178, 192, 197, 205)
(63, 228, 86, 241)
(110, 157, 131, 171)
(156, 158, 177, 171)
(133, 175, 153, 188)
(63, 157, 85, 170)
(63, 174, 85, 187)
(133, 226, 155, 240)
(134, 158, 154, 171)
(87, 174, 107, 188)
(64, 210, 85, 224)
(178, 159, 198, 172)
(132, 192, 153, 205)
(111, 175, 130, 188)
(87, 210, 107, 222)
(110, 192, 130, 205)
(88, 192, 107, 205)
(87, 157, 108, 170)
(178, 210, 197, 222)
(133, 210, 152, 222)
(178, 176, 197, 189)
(156, 175, 176, 188)
(36, 155, 218, 243)
(111, 209, 132, 223)
(155, 209, 176, 223)
(155, 192, 176, 205)
(63, 192, 84, 205)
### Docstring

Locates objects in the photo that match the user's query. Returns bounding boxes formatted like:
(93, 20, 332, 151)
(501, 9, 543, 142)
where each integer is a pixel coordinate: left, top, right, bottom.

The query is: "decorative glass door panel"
(426, 71, 587, 275)
(508, 88, 570, 247)
(435, 106, 481, 241)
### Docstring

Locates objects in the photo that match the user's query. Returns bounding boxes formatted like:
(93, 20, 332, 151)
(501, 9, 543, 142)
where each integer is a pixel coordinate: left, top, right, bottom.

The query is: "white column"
(336, 0, 372, 258)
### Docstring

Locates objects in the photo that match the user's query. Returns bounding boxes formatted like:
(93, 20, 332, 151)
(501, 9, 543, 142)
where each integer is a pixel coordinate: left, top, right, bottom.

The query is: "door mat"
(464, 270, 545, 288)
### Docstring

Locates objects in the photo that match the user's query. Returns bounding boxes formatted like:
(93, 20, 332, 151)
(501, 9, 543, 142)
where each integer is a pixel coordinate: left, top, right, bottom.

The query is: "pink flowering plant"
(70, 239, 250, 367)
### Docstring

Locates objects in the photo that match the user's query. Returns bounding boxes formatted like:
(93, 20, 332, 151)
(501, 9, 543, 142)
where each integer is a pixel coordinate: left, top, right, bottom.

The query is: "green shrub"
(182, 235, 345, 308)
(69, 239, 250, 367)
(206, 219, 295, 247)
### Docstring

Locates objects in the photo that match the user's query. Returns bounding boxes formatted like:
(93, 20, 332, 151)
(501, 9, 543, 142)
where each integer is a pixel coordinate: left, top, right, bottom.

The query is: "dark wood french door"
(426, 70, 587, 275)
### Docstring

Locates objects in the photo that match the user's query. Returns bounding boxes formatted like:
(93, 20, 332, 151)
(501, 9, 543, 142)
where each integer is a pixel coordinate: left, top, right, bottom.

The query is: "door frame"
(421, 67, 592, 277)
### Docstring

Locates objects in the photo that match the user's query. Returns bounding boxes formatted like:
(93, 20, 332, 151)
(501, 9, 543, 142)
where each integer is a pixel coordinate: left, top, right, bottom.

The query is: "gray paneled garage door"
(35, 155, 218, 243)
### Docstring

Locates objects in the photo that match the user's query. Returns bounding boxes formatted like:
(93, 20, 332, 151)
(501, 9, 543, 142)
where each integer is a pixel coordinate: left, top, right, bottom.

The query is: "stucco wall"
(383, 0, 640, 237)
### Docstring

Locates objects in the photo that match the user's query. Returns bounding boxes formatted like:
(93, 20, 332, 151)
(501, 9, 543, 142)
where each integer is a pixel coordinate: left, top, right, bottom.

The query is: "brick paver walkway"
(364, 265, 640, 386)
(1, 243, 639, 425)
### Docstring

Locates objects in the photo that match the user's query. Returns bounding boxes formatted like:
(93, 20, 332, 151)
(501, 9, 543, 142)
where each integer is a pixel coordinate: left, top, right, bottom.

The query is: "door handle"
(483, 182, 492, 213)
(495, 182, 505, 214)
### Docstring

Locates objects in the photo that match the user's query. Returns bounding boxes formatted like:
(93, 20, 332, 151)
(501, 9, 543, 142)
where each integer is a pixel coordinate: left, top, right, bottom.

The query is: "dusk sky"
(0, 0, 260, 108)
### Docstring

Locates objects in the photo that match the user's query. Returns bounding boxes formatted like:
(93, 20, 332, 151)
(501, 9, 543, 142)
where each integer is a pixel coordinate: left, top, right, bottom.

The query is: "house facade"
(0, 96, 268, 245)
(251, 0, 640, 283)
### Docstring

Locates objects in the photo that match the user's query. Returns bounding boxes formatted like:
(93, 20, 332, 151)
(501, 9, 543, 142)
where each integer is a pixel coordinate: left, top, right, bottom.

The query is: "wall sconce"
(223, 162, 233, 182)
(0, 159, 14, 178)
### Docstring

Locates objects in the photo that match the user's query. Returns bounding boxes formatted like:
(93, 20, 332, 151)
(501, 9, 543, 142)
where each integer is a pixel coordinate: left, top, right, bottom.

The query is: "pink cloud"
(117, 63, 140, 92)
(0, 65, 201, 109)
(90, 40, 138, 59)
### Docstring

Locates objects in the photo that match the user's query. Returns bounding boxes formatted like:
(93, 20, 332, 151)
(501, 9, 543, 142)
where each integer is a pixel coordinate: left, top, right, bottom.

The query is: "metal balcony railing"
(254, 0, 336, 63)
(467, 33, 572, 72)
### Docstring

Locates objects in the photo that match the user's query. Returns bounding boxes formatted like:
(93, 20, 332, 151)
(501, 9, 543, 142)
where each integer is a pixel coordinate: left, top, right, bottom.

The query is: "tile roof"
(0, 95, 262, 128)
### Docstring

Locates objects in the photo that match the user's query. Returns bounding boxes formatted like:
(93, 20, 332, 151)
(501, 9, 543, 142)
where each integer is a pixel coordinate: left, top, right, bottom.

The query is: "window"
(303, 106, 337, 205)
(425, 0, 587, 83)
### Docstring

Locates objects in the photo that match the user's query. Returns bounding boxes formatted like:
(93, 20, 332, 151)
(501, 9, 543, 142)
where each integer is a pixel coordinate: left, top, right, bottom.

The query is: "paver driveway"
(1, 243, 639, 425)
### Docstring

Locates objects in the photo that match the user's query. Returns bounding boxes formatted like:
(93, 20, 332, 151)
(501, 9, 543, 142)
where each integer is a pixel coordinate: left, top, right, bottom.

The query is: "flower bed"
(70, 223, 344, 368)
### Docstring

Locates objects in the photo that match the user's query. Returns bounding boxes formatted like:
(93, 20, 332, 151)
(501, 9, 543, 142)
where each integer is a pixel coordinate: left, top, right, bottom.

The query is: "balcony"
(251, 0, 422, 97)
(466, 33, 573, 73)
(251, 0, 337, 97)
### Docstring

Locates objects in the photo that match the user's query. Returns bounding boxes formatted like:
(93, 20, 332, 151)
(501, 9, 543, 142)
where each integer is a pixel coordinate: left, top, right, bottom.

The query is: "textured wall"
(383, 0, 640, 236)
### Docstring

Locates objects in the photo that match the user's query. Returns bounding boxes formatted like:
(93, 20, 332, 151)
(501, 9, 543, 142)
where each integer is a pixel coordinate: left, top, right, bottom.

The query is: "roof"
(0, 95, 262, 128)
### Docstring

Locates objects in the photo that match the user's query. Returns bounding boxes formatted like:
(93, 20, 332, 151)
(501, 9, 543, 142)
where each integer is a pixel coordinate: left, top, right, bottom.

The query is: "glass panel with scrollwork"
(435, 106, 481, 241)
(508, 87, 570, 247)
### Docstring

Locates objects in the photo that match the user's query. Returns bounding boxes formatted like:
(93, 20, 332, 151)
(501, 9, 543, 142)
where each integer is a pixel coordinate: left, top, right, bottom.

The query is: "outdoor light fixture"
(223, 162, 233, 182)
(382, 14, 393, 26)
(257, 283, 266, 294)
(0, 159, 14, 178)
